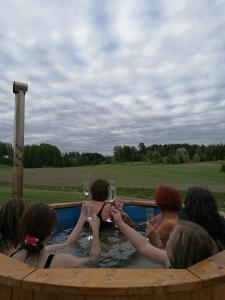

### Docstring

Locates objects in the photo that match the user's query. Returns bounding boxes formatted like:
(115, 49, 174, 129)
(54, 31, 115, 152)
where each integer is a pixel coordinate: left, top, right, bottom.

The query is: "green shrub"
(221, 164, 225, 172)
(193, 153, 200, 162)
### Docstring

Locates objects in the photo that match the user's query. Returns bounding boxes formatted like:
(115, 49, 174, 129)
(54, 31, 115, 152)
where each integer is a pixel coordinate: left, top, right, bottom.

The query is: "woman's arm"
(46, 206, 88, 252)
(53, 216, 101, 268)
(147, 221, 164, 249)
(66, 205, 88, 244)
(112, 208, 167, 266)
(88, 215, 101, 260)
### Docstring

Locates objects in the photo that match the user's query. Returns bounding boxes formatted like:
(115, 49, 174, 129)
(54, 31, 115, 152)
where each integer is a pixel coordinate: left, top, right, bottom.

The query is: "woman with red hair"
(147, 186, 182, 249)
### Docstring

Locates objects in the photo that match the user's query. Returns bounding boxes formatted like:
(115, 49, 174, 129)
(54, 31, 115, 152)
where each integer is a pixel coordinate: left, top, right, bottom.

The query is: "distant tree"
(138, 142, 146, 156)
(176, 148, 189, 163)
(222, 164, 225, 172)
(151, 151, 161, 163)
(162, 156, 169, 164)
(172, 154, 181, 164)
(192, 153, 200, 162)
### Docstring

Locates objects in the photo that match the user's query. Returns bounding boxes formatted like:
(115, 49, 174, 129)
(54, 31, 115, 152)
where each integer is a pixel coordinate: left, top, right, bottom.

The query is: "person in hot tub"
(10, 203, 101, 268)
(112, 207, 217, 269)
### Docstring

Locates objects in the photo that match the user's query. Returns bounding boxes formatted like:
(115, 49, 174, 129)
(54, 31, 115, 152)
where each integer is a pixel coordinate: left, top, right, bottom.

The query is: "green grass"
(0, 164, 11, 169)
(0, 161, 225, 210)
(1, 161, 225, 191)
(0, 183, 224, 212)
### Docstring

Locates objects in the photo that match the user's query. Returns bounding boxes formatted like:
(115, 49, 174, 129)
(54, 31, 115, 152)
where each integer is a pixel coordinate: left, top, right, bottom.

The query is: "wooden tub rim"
(0, 200, 224, 296)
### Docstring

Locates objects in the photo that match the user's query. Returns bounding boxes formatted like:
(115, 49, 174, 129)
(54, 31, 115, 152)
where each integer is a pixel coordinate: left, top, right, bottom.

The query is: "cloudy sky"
(0, 0, 225, 154)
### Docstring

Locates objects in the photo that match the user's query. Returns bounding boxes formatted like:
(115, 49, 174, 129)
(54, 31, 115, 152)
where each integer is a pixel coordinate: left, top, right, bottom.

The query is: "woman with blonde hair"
(112, 207, 216, 269)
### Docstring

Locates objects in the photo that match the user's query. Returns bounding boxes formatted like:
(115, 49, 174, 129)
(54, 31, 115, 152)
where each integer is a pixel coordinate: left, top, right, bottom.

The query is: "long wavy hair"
(0, 198, 26, 252)
(19, 203, 57, 254)
(184, 187, 225, 250)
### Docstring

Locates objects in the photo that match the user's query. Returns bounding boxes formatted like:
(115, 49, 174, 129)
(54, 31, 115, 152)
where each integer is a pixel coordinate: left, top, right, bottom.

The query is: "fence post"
(12, 81, 28, 199)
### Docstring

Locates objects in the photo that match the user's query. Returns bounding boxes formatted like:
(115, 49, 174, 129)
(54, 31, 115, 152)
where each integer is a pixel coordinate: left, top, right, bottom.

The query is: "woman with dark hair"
(184, 187, 225, 251)
(147, 186, 182, 248)
(72, 179, 113, 233)
(0, 198, 26, 255)
(64, 179, 134, 247)
(11, 203, 100, 268)
(112, 207, 216, 269)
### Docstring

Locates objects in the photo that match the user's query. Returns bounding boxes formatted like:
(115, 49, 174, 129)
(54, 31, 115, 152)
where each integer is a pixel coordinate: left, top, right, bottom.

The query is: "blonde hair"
(166, 221, 214, 268)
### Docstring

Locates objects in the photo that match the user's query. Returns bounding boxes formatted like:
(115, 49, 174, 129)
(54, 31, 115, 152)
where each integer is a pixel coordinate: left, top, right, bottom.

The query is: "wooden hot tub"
(0, 200, 224, 300)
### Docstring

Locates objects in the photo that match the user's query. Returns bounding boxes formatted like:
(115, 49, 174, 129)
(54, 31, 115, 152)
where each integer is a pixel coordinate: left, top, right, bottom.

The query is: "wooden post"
(12, 81, 28, 199)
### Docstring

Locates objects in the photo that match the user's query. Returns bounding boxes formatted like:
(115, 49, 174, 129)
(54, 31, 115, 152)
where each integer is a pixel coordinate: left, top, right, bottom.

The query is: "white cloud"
(0, 0, 225, 154)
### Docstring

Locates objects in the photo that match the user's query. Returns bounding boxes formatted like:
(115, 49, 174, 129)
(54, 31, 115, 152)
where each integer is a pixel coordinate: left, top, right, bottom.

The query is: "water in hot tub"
(48, 223, 163, 268)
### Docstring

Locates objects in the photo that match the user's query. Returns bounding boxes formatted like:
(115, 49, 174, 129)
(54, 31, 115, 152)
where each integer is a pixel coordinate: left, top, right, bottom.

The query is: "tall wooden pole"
(12, 81, 28, 199)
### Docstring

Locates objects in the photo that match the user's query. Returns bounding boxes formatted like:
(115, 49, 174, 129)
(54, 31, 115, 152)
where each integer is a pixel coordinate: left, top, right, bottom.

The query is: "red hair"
(154, 186, 182, 212)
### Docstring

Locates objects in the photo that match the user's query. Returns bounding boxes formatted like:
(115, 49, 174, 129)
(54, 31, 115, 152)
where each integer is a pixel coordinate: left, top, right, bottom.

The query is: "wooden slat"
(0, 284, 12, 300)
(12, 287, 33, 300)
(0, 254, 34, 287)
(212, 283, 225, 299)
(188, 250, 225, 287)
(56, 295, 86, 300)
(22, 268, 201, 296)
(33, 291, 56, 300)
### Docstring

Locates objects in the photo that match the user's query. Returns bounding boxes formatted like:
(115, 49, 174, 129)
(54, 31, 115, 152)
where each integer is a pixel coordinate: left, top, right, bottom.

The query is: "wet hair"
(154, 186, 182, 212)
(0, 198, 26, 251)
(91, 179, 109, 201)
(167, 221, 213, 269)
(184, 187, 225, 250)
(19, 203, 56, 254)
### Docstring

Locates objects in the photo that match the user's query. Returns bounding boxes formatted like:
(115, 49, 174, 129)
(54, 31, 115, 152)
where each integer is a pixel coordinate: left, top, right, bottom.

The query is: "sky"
(0, 0, 225, 154)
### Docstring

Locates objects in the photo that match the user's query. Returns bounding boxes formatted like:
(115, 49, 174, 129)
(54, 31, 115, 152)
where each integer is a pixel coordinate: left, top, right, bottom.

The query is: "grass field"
(0, 161, 225, 210)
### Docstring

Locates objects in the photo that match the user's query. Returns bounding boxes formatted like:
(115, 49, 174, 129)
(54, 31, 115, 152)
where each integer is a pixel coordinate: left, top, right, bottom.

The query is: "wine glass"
(108, 180, 117, 202)
(146, 207, 154, 222)
(82, 181, 90, 198)
(86, 205, 93, 240)
(106, 208, 113, 223)
(146, 207, 154, 240)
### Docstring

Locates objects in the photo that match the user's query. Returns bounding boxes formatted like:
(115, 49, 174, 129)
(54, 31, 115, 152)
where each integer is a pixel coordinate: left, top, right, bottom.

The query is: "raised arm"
(112, 208, 168, 266)
(66, 205, 88, 244)
(51, 215, 101, 268)
(147, 221, 164, 249)
(88, 215, 101, 260)
(46, 205, 88, 252)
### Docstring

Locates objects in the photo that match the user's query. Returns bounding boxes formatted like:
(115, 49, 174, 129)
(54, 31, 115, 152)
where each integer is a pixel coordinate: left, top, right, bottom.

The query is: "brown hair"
(91, 179, 109, 201)
(0, 198, 26, 251)
(166, 221, 213, 269)
(19, 203, 57, 253)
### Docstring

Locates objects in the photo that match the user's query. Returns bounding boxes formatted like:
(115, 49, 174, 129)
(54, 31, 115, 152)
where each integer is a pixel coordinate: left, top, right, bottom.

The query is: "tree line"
(0, 141, 225, 168)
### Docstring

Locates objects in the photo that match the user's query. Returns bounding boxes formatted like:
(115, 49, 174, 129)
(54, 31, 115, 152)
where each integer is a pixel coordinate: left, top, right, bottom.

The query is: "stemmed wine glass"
(86, 205, 93, 240)
(146, 207, 154, 240)
(106, 180, 117, 222)
(82, 181, 90, 198)
(108, 180, 117, 202)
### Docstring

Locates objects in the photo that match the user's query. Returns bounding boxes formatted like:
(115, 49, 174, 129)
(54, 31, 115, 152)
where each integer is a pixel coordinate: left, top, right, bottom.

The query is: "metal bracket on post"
(12, 81, 28, 199)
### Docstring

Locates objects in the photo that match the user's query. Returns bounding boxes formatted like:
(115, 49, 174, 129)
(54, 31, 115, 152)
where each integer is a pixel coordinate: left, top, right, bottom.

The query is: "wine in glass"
(146, 207, 154, 240)
(82, 181, 90, 198)
(108, 180, 117, 202)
